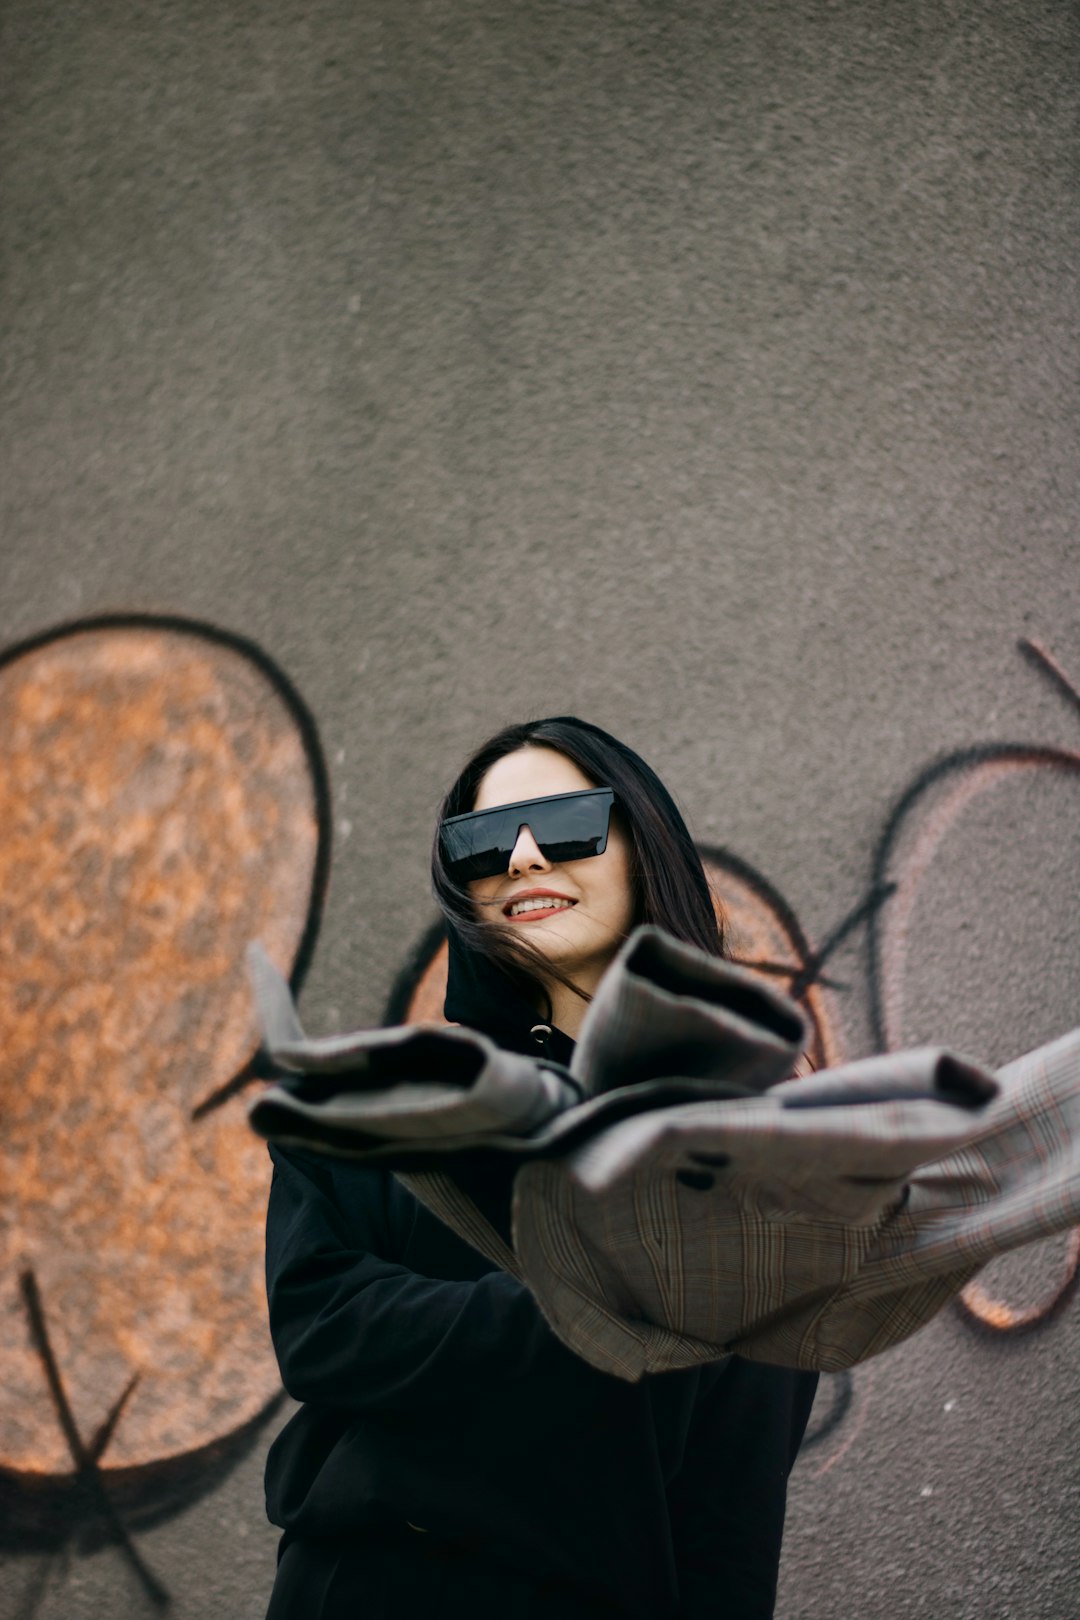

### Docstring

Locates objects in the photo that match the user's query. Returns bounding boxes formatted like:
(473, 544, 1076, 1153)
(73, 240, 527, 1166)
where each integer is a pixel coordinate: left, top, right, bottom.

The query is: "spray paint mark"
(954, 1228, 1080, 1336)
(808, 1367, 876, 1480)
(800, 1370, 854, 1454)
(18, 1269, 168, 1609)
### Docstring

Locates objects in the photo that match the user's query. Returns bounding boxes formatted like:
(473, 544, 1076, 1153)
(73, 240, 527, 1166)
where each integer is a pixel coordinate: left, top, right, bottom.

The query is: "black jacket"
(263, 924, 818, 1620)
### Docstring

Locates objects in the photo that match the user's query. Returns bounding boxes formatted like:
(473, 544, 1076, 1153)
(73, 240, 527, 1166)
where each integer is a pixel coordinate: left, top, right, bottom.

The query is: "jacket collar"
(442, 919, 576, 1067)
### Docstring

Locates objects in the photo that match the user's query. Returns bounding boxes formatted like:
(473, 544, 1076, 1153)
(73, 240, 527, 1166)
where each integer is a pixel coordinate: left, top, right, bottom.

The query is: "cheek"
(598, 839, 637, 926)
(617, 865, 639, 928)
(467, 879, 497, 919)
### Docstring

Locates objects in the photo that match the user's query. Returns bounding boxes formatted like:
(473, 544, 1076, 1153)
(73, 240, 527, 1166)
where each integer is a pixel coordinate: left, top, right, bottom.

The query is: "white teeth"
(508, 897, 575, 917)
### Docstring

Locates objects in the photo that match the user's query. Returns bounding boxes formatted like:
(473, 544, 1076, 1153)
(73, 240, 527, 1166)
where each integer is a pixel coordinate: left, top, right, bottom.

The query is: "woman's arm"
(265, 1144, 587, 1416)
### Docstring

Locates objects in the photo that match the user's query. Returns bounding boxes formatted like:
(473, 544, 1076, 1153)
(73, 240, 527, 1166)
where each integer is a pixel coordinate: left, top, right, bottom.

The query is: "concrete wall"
(2, 1, 1078, 1615)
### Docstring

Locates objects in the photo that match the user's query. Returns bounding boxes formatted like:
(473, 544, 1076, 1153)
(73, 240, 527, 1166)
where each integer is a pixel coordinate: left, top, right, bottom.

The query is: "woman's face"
(467, 745, 637, 990)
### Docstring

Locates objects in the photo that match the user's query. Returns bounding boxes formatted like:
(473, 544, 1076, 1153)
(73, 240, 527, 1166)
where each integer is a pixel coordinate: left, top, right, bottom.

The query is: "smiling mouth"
(504, 897, 578, 921)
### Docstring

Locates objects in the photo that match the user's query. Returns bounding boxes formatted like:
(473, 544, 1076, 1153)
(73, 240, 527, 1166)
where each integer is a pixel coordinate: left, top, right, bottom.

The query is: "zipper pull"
(529, 1023, 553, 1056)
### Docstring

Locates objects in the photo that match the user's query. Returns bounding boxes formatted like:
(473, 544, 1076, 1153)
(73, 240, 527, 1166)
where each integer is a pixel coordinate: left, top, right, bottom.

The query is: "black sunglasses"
(440, 787, 615, 883)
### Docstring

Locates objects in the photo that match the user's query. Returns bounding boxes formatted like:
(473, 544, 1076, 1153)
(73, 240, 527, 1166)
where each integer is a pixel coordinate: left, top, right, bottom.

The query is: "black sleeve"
(264, 1144, 596, 1415)
(668, 1360, 818, 1620)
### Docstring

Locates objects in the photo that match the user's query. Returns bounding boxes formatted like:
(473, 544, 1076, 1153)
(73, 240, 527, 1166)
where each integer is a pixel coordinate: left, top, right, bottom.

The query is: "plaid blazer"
(247, 928, 1080, 1381)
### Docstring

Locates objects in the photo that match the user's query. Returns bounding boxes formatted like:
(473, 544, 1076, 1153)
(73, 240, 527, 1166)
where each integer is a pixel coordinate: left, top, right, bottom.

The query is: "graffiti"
(800, 1367, 880, 1481)
(866, 637, 1080, 1336)
(16, 1267, 169, 1609)
(0, 614, 330, 1607)
(3, 612, 1077, 1601)
(798, 1368, 853, 1454)
(954, 1229, 1080, 1334)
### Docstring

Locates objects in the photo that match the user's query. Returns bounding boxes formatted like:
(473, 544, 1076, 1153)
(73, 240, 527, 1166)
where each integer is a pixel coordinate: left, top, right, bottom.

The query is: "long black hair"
(431, 716, 725, 1018)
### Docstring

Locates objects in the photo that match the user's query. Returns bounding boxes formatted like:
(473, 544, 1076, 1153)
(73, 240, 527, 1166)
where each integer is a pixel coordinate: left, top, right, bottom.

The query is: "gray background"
(2, 0, 1078, 1615)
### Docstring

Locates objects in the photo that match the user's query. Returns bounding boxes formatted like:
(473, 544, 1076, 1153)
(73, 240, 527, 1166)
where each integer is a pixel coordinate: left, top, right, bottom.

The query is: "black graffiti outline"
(798, 1369, 854, 1452)
(18, 1269, 169, 1609)
(865, 747, 1080, 1051)
(867, 638, 1080, 1051)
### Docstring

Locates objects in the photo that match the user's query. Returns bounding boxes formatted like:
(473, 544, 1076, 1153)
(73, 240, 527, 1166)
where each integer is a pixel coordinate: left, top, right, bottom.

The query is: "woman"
(263, 716, 818, 1620)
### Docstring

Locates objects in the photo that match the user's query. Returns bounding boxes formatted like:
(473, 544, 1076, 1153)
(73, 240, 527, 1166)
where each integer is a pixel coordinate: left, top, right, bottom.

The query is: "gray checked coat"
(248, 925, 1080, 1381)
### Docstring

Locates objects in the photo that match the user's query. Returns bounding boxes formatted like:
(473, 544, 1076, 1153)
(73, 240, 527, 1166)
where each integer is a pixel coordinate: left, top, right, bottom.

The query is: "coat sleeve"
(667, 1359, 819, 1620)
(264, 1144, 593, 1415)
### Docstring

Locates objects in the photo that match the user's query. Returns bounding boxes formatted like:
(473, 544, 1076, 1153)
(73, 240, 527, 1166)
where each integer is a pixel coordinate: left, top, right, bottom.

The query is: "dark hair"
(431, 716, 726, 1017)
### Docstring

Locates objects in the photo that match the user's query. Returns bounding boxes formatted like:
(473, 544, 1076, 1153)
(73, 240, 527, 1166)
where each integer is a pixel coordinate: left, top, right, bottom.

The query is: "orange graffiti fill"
(0, 624, 319, 1476)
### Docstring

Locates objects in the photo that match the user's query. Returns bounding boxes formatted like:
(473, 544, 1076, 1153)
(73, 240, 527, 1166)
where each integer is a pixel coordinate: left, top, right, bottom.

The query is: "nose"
(507, 823, 552, 877)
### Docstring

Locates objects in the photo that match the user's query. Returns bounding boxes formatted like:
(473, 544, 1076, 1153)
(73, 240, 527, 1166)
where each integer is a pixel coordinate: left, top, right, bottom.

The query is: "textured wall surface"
(1, 1, 1078, 1615)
